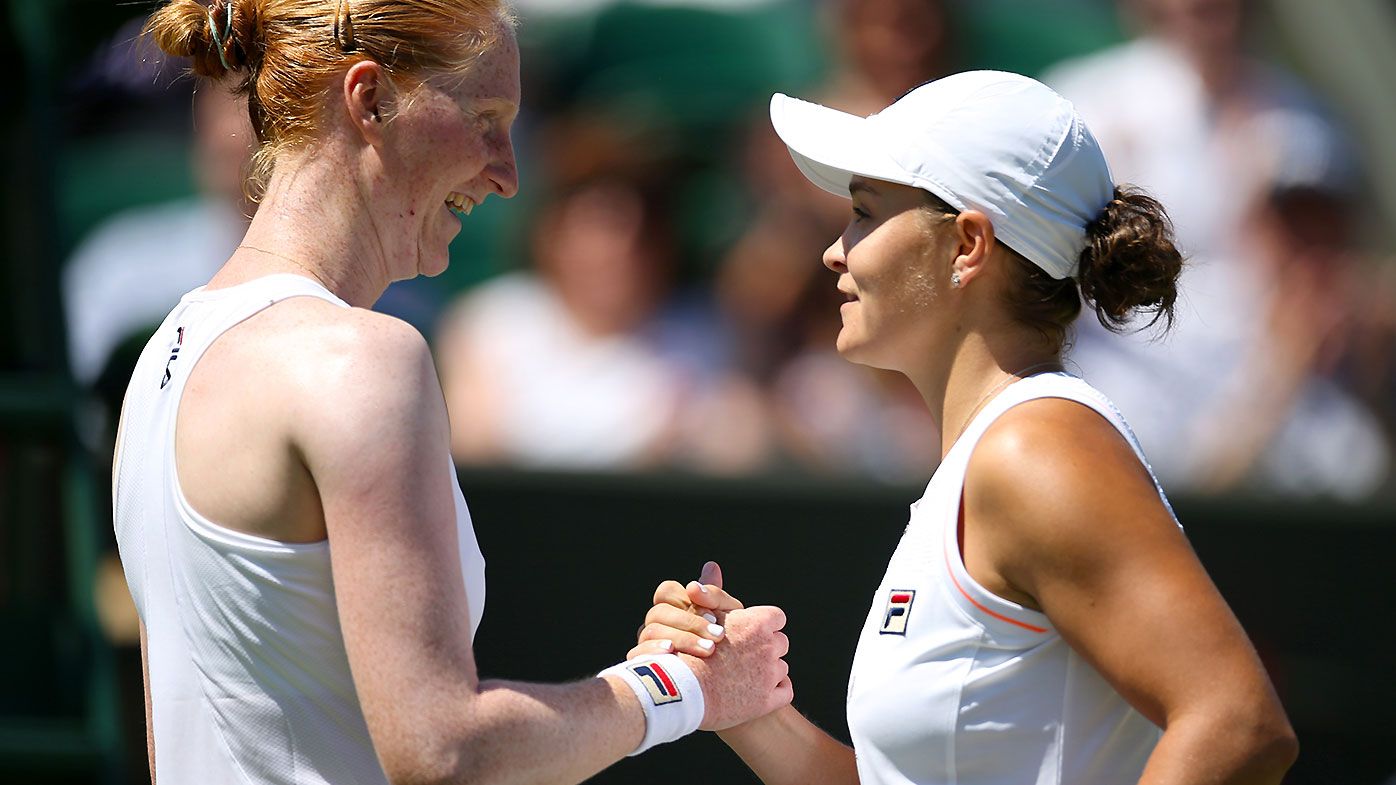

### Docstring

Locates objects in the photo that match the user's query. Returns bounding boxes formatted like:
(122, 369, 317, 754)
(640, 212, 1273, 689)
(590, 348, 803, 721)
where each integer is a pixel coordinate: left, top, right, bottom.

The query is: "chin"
(837, 334, 900, 372)
(419, 253, 451, 278)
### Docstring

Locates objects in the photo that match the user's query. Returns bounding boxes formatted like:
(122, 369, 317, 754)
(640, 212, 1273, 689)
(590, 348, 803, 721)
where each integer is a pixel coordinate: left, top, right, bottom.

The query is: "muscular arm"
(966, 399, 1298, 785)
(296, 314, 644, 785)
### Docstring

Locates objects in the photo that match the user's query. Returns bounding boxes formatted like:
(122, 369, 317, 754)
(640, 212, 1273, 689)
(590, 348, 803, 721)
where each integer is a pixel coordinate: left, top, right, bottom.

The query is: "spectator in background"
(821, 0, 952, 115)
(1182, 134, 1390, 496)
(436, 117, 772, 472)
(65, 83, 254, 393)
(1043, 0, 1391, 497)
(702, 0, 950, 481)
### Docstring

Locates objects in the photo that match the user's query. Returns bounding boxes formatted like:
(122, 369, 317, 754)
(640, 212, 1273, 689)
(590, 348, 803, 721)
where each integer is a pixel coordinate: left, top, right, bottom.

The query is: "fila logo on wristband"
(630, 662, 683, 705)
(880, 589, 915, 635)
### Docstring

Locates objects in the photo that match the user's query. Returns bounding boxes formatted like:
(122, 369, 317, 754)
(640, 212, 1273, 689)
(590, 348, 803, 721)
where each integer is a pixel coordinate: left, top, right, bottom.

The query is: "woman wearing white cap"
(634, 72, 1297, 784)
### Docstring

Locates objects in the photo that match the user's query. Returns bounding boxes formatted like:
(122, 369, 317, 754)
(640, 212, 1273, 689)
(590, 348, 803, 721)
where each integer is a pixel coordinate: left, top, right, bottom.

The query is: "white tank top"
(113, 274, 487, 785)
(846, 372, 1170, 785)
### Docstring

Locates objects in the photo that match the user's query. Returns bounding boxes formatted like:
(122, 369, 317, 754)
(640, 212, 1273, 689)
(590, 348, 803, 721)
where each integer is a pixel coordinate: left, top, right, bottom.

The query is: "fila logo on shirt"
(879, 589, 916, 635)
(629, 662, 683, 706)
(160, 326, 185, 390)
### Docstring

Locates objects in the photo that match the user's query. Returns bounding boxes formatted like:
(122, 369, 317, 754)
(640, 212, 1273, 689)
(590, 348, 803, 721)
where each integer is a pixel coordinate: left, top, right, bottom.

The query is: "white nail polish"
(658, 640, 673, 652)
(702, 612, 718, 624)
(698, 638, 715, 651)
(708, 623, 724, 637)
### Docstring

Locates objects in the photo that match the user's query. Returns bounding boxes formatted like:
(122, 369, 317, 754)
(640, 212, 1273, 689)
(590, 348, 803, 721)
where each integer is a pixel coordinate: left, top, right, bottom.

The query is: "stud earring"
(951, 272, 962, 288)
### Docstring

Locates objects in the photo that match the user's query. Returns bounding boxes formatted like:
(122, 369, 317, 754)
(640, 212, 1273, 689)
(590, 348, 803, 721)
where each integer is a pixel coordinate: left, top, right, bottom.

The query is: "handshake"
(612, 561, 793, 738)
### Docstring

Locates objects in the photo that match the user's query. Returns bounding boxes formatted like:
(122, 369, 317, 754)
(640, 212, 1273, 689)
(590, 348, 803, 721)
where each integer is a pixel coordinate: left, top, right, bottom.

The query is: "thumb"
(699, 560, 723, 590)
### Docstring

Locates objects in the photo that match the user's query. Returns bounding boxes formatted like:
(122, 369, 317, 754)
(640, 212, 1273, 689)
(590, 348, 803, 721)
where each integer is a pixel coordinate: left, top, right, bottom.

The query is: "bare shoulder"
(225, 299, 444, 448)
(964, 397, 1179, 573)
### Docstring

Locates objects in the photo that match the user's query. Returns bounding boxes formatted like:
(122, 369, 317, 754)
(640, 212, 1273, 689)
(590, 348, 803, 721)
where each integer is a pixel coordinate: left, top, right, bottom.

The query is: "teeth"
(446, 192, 475, 216)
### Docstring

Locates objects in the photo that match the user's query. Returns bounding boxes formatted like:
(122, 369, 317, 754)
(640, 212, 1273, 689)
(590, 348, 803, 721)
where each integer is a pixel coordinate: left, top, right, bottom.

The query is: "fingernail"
(698, 583, 709, 594)
(658, 640, 673, 652)
(707, 623, 724, 637)
(698, 638, 715, 651)
(701, 612, 718, 624)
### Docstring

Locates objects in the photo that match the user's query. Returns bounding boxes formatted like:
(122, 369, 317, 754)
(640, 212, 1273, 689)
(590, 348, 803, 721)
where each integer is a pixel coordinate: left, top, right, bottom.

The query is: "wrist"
(717, 703, 791, 748)
(599, 653, 705, 756)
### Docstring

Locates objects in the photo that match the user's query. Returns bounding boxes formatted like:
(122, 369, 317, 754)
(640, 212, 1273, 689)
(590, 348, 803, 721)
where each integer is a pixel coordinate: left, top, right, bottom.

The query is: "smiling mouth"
(446, 192, 475, 216)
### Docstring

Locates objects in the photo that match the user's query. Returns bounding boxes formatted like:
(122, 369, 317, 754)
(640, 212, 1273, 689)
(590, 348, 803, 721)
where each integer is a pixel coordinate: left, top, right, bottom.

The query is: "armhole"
(166, 294, 337, 553)
(942, 386, 1177, 640)
(942, 489, 1054, 638)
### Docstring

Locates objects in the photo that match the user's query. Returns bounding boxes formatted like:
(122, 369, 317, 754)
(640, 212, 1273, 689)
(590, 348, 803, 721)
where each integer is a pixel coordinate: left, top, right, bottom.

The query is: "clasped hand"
(628, 561, 793, 730)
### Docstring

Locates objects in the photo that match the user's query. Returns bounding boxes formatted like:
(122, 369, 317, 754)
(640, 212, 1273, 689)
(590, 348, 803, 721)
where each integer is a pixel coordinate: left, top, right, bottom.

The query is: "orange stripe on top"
(942, 542, 1049, 634)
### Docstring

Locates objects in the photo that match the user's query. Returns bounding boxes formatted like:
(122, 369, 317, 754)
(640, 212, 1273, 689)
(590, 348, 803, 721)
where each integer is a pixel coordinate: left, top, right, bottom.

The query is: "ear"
(342, 60, 389, 144)
(950, 210, 996, 288)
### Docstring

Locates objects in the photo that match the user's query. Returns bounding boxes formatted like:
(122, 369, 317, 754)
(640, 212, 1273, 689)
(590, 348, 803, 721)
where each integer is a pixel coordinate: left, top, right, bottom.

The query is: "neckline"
(182, 272, 342, 304)
(942, 370, 1073, 460)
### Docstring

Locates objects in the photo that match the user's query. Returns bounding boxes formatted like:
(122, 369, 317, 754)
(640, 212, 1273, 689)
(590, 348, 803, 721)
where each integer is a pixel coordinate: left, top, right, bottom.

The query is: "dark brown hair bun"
(1077, 185, 1184, 332)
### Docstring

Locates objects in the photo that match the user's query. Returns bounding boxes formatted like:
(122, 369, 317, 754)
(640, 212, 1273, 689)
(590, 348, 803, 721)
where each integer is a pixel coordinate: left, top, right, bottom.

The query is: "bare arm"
(140, 620, 154, 784)
(967, 399, 1298, 785)
(296, 314, 788, 785)
(718, 706, 859, 785)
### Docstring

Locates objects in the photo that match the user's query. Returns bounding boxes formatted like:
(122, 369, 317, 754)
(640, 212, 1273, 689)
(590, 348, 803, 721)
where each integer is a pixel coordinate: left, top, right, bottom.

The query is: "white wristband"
(599, 653, 705, 756)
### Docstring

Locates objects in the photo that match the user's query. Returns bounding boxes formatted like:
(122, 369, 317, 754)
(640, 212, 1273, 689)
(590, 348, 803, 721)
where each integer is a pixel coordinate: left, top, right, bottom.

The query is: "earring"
(951, 272, 962, 288)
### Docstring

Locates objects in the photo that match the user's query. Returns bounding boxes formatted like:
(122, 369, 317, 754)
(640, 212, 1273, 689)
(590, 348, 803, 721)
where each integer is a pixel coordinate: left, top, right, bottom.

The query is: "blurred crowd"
(62, 0, 1396, 498)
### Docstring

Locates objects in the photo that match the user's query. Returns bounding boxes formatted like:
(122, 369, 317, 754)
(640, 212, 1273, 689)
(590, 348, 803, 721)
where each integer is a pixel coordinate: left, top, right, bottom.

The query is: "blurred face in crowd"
(822, 177, 950, 370)
(1138, 0, 1246, 58)
(194, 86, 256, 210)
(841, 0, 949, 100)
(533, 180, 666, 336)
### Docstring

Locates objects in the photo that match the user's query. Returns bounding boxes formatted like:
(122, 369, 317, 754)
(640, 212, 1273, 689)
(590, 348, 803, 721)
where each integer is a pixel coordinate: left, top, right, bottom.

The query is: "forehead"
(448, 25, 520, 104)
(850, 176, 925, 203)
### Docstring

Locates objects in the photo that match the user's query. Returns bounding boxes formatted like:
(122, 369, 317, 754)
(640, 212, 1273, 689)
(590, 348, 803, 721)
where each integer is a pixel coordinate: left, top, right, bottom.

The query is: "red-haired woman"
(113, 3, 792, 783)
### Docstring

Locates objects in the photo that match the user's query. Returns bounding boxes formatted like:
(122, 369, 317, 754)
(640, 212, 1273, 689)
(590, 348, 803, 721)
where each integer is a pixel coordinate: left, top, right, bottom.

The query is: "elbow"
(377, 741, 475, 785)
(1198, 706, 1299, 782)
(380, 740, 520, 785)
(1251, 719, 1299, 776)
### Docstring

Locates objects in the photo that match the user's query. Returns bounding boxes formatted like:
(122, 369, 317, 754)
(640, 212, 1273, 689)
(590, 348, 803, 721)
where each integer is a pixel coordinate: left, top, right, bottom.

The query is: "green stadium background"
(4, 0, 1394, 783)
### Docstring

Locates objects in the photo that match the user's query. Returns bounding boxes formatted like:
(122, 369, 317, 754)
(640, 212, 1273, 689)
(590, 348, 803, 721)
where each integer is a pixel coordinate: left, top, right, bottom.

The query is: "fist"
(684, 605, 793, 731)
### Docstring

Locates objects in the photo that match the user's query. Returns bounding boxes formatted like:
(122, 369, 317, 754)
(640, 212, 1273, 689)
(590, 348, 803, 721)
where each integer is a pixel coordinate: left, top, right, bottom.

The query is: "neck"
(903, 327, 1061, 458)
(208, 146, 396, 309)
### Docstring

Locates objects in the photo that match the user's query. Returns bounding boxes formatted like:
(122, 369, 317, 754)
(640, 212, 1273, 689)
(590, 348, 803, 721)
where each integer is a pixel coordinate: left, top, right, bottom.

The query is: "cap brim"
(769, 93, 912, 198)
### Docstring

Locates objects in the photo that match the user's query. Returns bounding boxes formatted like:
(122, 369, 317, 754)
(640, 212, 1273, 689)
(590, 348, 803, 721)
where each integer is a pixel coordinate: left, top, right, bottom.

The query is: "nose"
(822, 236, 847, 274)
(487, 137, 520, 199)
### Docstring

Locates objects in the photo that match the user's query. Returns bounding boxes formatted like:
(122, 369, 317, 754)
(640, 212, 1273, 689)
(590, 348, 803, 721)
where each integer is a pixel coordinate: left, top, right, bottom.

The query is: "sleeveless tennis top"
(846, 372, 1170, 785)
(113, 273, 487, 785)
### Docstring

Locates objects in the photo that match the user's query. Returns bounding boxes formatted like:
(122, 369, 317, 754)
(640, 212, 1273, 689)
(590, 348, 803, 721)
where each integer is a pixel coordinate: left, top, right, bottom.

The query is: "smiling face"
(382, 24, 521, 279)
(822, 177, 956, 370)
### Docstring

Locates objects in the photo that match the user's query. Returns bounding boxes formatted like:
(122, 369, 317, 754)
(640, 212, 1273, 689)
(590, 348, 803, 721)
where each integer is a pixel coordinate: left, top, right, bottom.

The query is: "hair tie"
(206, 2, 234, 70)
(333, 0, 358, 52)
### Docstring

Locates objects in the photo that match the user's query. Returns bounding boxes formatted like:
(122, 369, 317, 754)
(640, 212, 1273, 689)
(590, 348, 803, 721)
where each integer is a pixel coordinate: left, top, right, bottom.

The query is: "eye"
(851, 205, 870, 221)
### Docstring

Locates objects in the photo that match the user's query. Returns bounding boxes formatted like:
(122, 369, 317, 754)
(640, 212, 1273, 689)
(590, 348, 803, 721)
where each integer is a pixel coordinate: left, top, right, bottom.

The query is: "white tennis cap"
(770, 71, 1113, 280)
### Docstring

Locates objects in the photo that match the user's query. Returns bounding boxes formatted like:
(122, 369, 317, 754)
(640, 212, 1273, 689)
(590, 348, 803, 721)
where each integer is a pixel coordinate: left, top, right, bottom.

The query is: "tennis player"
(112, 2, 791, 783)
(633, 71, 1298, 784)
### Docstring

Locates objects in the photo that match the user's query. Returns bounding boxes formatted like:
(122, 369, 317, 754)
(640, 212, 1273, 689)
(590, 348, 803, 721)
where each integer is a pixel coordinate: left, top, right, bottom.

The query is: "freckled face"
(823, 177, 950, 370)
(390, 25, 521, 279)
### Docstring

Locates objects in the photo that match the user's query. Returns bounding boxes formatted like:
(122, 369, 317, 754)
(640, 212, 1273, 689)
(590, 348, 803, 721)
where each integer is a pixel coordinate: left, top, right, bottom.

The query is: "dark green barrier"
(461, 468, 1396, 785)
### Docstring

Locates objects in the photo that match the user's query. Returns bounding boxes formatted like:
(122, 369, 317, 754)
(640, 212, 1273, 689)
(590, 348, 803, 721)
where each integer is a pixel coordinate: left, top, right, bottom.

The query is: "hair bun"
(1077, 185, 1184, 332)
(145, 0, 260, 80)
